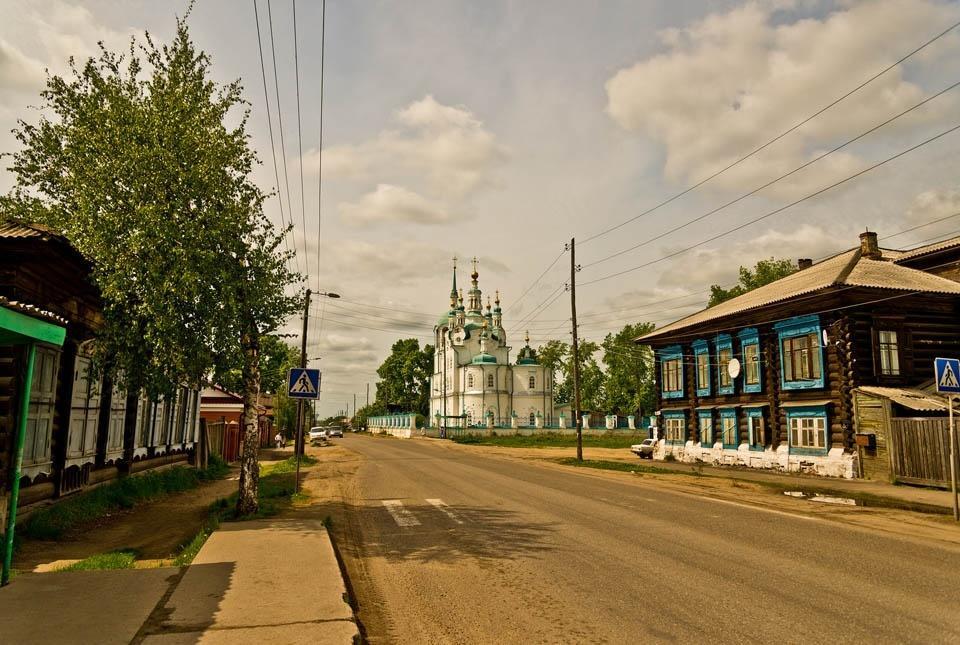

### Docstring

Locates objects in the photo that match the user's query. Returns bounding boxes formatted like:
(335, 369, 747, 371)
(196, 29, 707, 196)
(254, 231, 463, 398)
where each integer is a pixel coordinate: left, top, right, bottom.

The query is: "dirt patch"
(14, 472, 239, 571)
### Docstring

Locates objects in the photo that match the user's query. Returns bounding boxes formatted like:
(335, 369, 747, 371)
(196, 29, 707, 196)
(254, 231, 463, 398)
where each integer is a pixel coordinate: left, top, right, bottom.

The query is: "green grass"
(21, 457, 230, 541)
(451, 432, 647, 449)
(61, 549, 138, 571)
(555, 457, 707, 476)
(261, 454, 318, 476)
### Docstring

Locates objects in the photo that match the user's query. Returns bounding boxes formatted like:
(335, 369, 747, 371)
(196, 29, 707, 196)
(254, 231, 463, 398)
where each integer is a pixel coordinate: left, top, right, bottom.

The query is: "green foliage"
(61, 550, 138, 571)
(708, 258, 797, 307)
(555, 458, 699, 476)
(261, 454, 317, 476)
(535, 339, 604, 410)
(451, 432, 647, 449)
(21, 462, 228, 540)
(216, 334, 298, 395)
(601, 322, 656, 416)
(3, 17, 300, 400)
(372, 339, 434, 415)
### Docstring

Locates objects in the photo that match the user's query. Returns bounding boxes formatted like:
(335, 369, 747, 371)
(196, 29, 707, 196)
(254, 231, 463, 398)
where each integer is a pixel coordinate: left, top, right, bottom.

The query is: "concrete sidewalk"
(141, 517, 358, 644)
(0, 519, 358, 645)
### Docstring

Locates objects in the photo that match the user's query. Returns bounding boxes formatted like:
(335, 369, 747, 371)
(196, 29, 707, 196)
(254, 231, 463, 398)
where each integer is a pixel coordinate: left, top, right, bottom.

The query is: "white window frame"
(789, 416, 826, 450)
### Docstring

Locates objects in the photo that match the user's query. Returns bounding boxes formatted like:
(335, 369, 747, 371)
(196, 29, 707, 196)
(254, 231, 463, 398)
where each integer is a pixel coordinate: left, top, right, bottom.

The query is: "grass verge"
(555, 457, 707, 476)
(21, 455, 230, 541)
(61, 549, 138, 571)
(452, 432, 647, 449)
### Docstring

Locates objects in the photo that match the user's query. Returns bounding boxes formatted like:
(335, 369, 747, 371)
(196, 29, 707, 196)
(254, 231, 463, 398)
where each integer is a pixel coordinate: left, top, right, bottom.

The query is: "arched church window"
(487, 374, 494, 388)
(467, 373, 474, 388)
(528, 375, 536, 390)
(529, 412, 536, 426)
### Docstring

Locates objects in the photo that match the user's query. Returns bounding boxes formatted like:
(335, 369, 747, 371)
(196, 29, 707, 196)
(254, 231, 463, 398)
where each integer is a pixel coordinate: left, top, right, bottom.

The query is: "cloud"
(906, 187, 960, 224)
(0, 38, 46, 93)
(311, 95, 507, 198)
(339, 184, 456, 226)
(605, 0, 960, 197)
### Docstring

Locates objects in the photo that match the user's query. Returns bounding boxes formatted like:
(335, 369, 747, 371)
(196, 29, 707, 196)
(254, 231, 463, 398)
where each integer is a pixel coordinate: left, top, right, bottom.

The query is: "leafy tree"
(5, 19, 300, 515)
(217, 334, 299, 395)
(373, 339, 434, 415)
(708, 258, 797, 307)
(601, 322, 656, 416)
(536, 339, 603, 411)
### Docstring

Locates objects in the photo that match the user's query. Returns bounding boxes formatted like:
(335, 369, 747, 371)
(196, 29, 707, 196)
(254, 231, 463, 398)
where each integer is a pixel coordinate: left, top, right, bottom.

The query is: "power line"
(583, 79, 960, 270)
(578, 18, 960, 246)
(316, 0, 327, 294)
(502, 248, 567, 316)
(581, 122, 960, 287)
(291, 0, 310, 282)
(266, 0, 305, 279)
(252, 0, 300, 276)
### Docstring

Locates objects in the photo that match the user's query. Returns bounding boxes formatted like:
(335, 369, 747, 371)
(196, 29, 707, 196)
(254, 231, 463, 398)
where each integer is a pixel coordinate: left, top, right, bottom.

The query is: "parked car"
(327, 427, 344, 438)
(631, 438, 657, 459)
(308, 427, 327, 443)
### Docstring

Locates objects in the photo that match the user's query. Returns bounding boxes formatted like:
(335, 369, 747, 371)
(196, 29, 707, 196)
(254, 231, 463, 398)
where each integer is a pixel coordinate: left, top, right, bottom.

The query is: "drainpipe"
(3, 342, 37, 586)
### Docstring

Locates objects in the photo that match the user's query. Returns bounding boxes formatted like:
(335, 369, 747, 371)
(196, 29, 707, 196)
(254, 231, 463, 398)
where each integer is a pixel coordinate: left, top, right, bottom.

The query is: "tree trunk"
(236, 327, 262, 516)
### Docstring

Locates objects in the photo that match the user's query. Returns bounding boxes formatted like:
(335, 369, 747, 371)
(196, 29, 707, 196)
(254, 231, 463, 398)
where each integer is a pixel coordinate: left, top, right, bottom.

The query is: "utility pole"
(294, 289, 311, 493)
(569, 238, 583, 462)
(366, 383, 370, 406)
(353, 393, 356, 421)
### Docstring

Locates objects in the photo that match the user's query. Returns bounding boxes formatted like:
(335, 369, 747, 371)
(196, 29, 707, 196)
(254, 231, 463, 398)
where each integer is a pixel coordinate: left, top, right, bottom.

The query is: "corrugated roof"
(640, 247, 960, 342)
(857, 386, 947, 412)
(893, 235, 960, 263)
(0, 295, 68, 326)
(0, 221, 64, 240)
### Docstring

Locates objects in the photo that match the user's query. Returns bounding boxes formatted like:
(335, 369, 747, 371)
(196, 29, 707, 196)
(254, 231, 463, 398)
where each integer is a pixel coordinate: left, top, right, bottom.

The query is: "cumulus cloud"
(339, 184, 456, 226)
(605, 0, 960, 198)
(309, 95, 507, 198)
(906, 187, 960, 224)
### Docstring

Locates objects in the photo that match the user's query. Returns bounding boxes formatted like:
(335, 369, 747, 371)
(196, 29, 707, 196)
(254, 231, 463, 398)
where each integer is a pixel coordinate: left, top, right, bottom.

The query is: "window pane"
(744, 344, 759, 384)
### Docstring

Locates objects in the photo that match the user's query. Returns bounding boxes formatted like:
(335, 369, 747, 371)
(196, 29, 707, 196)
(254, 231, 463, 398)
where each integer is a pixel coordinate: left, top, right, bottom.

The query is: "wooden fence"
(889, 417, 955, 487)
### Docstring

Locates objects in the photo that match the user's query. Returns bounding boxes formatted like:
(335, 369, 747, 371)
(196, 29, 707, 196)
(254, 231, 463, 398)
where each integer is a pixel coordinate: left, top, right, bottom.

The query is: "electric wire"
(578, 18, 960, 247)
(291, 0, 310, 282)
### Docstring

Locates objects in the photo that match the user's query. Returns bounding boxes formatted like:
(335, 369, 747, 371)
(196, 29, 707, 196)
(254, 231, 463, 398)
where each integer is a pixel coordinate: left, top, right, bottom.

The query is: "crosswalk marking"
(426, 498, 464, 524)
(382, 500, 420, 527)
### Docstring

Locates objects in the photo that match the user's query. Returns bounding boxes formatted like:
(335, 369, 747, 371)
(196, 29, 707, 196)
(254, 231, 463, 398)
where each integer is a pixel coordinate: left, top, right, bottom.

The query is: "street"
(327, 435, 960, 644)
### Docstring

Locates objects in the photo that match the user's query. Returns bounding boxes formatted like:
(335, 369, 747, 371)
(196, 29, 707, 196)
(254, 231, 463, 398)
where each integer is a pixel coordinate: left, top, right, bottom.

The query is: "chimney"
(797, 258, 813, 270)
(859, 230, 881, 259)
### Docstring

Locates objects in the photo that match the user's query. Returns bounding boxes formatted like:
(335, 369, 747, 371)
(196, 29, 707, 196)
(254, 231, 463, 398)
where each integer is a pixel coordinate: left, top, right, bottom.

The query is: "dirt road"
(313, 434, 960, 644)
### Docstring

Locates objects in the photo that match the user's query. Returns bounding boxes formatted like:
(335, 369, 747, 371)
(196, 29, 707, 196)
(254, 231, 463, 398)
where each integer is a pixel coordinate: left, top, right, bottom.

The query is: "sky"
(2, 0, 960, 417)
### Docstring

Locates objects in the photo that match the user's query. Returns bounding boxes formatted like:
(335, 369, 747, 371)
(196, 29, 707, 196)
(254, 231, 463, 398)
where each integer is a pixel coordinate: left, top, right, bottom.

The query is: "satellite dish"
(727, 358, 741, 379)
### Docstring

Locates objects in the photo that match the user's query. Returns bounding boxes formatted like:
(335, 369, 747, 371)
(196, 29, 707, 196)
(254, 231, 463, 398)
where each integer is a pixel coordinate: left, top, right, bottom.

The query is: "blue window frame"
(663, 410, 686, 445)
(692, 340, 711, 397)
(738, 328, 761, 394)
(775, 315, 825, 390)
(785, 405, 829, 455)
(697, 410, 713, 446)
(715, 334, 734, 395)
(660, 345, 684, 399)
(746, 408, 765, 451)
(719, 408, 738, 448)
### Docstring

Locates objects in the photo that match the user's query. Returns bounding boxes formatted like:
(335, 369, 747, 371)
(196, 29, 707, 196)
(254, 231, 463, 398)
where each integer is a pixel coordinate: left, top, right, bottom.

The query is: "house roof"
(892, 235, 960, 263)
(0, 295, 68, 327)
(639, 244, 960, 343)
(0, 221, 67, 241)
(856, 386, 947, 412)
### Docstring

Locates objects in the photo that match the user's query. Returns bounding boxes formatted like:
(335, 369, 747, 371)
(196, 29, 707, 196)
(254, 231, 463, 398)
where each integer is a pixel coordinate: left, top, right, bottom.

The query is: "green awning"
(0, 302, 66, 346)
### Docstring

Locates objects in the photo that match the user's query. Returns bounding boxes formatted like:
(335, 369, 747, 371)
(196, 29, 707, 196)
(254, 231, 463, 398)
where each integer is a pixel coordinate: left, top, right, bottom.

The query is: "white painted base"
(653, 440, 858, 478)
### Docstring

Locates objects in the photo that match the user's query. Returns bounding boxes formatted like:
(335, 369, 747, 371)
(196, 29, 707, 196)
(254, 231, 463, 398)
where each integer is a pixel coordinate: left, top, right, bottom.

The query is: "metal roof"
(0, 296, 68, 326)
(639, 246, 960, 342)
(892, 235, 960, 263)
(0, 221, 65, 240)
(856, 386, 947, 412)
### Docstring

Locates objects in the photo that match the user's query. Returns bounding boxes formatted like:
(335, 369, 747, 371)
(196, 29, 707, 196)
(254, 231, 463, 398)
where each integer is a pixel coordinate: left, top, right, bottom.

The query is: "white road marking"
(426, 498, 464, 524)
(382, 500, 421, 527)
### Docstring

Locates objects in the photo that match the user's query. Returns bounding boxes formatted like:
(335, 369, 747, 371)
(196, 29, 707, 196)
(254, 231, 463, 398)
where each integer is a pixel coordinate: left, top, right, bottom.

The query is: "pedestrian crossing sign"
(287, 368, 321, 399)
(934, 358, 960, 394)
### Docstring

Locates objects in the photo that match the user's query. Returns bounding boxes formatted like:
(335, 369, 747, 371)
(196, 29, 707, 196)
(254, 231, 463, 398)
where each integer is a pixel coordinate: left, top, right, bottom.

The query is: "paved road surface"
(330, 435, 960, 644)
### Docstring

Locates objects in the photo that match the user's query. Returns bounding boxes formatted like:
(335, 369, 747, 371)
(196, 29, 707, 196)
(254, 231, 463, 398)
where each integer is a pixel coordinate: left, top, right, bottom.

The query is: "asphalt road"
(330, 435, 960, 644)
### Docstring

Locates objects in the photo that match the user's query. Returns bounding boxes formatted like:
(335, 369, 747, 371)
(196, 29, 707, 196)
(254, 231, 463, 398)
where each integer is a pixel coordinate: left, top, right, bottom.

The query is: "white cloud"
(906, 187, 960, 224)
(0, 38, 46, 93)
(339, 184, 456, 226)
(605, 0, 960, 197)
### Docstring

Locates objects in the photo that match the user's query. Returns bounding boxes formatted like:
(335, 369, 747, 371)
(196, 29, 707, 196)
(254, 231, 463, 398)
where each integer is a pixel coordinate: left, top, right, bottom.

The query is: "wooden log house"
(0, 221, 201, 513)
(637, 231, 960, 478)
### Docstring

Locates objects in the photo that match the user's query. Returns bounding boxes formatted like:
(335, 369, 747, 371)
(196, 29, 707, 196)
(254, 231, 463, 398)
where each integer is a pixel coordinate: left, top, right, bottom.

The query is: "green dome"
(436, 311, 453, 327)
(471, 353, 497, 364)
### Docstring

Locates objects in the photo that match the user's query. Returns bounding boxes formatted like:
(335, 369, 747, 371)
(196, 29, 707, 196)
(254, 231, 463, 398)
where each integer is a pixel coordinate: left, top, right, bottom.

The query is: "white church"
(430, 259, 554, 428)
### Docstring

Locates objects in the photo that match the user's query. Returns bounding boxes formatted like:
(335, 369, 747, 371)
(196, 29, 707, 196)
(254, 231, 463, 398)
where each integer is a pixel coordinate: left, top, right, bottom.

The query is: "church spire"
(468, 256, 482, 313)
(449, 256, 458, 309)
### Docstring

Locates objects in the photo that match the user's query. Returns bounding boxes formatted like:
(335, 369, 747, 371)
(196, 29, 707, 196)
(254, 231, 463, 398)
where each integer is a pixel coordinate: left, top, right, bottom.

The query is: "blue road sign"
(288, 368, 321, 399)
(935, 357, 960, 394)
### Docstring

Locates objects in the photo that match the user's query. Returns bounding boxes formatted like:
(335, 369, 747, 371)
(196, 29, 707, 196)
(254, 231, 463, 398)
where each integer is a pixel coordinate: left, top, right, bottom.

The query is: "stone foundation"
(655, 440, 858, 479)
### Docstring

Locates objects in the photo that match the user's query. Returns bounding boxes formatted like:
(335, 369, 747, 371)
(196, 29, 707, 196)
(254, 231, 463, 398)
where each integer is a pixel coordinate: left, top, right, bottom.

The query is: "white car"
(630, 438, 657, 459)
(308, 427, 327, 443)
(326, 427, 344, 438)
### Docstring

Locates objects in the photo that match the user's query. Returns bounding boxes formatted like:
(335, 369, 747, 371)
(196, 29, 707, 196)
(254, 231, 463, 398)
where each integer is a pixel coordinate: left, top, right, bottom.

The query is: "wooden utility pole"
(295, 289, 311, 463)
(569, 238, 583, 462)
(366, 383, 370, 406)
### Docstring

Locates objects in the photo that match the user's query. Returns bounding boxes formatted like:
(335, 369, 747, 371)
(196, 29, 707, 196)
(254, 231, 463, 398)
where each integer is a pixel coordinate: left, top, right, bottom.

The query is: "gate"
(889, 417, 953, 487)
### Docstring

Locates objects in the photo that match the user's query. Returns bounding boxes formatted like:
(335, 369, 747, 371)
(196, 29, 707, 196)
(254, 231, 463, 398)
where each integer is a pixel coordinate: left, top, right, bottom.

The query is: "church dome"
(436, 311, 453, 327)
(472, 352, 497, 364)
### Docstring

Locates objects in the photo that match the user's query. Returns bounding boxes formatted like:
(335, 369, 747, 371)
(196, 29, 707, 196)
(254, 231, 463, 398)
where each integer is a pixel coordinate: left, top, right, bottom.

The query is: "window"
(467, 373, 474, 388)
(720, 411, 737, 448)
(660, 346, 684, 399)
(528, 375, 536, 390)
(664, 415, 686, 444)
(698, 413, 713, 446)
(747, 411, 765, 450)
(67, 354, 101, 460)
(23, 346, 60, 468)
(716, 335, 733, 394)
(790, 416, 826, 451)
(529, 412, 536, 426)
(877, 330, 900, 376)
(487, 374, 495, 388)
(775, 316, 825, 390)
(693, 340, 710, 396)
(739, 328, 761, 393)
